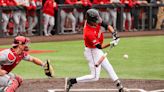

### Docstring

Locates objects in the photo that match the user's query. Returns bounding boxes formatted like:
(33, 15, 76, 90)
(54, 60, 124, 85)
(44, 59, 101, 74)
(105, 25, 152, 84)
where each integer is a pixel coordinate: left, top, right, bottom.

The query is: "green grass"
(0, 36, 164, 80)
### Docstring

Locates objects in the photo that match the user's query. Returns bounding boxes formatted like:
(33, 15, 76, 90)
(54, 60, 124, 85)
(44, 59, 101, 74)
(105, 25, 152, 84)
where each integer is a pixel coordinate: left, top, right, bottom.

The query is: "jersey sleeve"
(23, 52, 31, 61)
(101, 21, 108, 30)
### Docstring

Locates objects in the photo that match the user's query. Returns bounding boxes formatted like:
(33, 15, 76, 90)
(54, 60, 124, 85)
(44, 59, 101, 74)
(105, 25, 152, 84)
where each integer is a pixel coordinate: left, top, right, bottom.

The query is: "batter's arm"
(95, 43, 112, 49)
(101, 21, 115, 33)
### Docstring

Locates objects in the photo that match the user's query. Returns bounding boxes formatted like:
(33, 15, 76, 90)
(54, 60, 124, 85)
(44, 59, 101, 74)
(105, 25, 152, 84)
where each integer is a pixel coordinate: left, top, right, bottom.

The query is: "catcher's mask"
(12, 36, 30, 51)
(86, 8, 101, 24)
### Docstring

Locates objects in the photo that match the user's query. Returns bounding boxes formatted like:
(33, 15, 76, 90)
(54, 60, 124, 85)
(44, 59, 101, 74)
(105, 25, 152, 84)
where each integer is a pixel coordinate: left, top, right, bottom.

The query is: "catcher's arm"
(29, 57, 54, 77)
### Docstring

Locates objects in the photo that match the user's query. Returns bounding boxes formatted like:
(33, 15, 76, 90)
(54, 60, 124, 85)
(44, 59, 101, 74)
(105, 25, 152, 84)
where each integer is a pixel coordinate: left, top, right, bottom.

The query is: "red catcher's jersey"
(83, 22, 104, 48)
(0, 49, 30, 73)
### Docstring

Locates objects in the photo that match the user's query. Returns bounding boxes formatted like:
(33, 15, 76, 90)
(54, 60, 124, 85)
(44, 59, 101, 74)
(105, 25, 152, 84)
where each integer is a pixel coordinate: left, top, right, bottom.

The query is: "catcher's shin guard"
(4, 79, 19, 92)
(15, 75, 23, 87)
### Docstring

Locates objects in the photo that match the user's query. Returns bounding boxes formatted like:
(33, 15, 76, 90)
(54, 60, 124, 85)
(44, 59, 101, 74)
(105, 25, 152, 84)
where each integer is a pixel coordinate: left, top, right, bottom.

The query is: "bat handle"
(95, 53, 108, 67)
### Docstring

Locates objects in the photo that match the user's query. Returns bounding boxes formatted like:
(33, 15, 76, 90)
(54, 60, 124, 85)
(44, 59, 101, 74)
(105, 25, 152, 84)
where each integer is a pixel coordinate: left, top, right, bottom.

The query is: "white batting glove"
(110, 38, 120, 47)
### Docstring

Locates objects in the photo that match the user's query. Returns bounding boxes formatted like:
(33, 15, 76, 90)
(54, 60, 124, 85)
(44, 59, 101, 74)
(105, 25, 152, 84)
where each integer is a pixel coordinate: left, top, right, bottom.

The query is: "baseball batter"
(66, 9, 128, 92)
(0, 36, 52, 92)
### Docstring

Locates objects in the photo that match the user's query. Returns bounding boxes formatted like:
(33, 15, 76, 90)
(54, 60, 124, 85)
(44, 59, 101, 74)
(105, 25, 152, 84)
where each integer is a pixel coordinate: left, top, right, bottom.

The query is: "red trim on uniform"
(8, 53, 15, 61)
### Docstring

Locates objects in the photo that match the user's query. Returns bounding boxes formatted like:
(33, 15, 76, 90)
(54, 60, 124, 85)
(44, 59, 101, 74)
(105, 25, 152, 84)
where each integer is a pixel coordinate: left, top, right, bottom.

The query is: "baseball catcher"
(0, 36, 54, 92)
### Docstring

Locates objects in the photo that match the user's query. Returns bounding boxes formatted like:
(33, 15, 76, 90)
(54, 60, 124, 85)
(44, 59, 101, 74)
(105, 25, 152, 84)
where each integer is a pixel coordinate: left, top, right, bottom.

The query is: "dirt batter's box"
(47, 78, 149, 92)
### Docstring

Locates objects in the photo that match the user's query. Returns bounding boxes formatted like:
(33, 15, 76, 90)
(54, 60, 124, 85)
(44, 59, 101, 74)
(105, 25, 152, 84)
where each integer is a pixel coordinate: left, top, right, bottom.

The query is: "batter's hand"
(112, 31, 119, 40)
(43, 60, 54, 77)
(110, 38, 120, 47)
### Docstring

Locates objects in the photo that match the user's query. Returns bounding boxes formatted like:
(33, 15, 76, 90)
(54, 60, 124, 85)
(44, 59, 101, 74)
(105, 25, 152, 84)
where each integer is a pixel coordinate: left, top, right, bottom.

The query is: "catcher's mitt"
(43, 60, 54, 77)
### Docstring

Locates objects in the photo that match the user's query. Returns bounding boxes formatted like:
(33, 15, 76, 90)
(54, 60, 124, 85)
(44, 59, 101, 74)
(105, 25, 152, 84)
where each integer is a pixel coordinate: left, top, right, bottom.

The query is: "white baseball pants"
(27, 15, 38, 32)
(2, 13, 10, 33)
(123, 12, 132, 30)
(76, 47, 119, 83)
(109, 9, 117, 30)
(43, 13, 54, 36)
(60, 10, 76, 33)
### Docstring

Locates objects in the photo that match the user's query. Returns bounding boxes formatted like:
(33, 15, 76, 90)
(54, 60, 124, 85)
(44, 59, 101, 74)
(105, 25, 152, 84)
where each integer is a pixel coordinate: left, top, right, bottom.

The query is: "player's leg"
(68, 12, 76, 33)
(43, 13, 50, 36)
(100, 11, 105, 22)
(20, 11, 27, 34)
(73, 9, 79, 24)
(33, 16, 38, 31)
(110, 9, 117, 30)
(79, 12, 84, 25)
(13, 11, 21, 36)
(104, 11, 110, 25)
(126, 12, 132, 31)
(66, 48, 102, 92)
(48, 16, 55, 35)
(78, 12, 84, 32)
(123, 12, 126, 31)
(76, 48, 102, 82)
(0, 74, 19, 92)
(27, 16, 33, 31)
(28, 15, 38, 32)
(8, 73, 23, 87)
(101, 52, 128, 92)
(2, 13, 10, 36)
(60, 10, 66, 34)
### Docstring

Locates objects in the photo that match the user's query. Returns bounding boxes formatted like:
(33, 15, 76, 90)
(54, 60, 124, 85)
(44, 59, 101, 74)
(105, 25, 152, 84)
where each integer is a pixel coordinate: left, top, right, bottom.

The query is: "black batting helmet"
(86, 9, 101, 23)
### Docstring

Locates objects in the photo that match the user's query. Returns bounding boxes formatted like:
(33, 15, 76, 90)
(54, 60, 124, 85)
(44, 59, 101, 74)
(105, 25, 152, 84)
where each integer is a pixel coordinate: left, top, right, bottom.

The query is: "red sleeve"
(103, 0, 109, 3)
(65, 0, 73, 4)
(0, 0, 5, 6)
(0, 0, 2, 6)
(93, 0, 99, 4)
(82, 0, 92, 7)
(8, 0, 17, 6)
(128, 0, 133, 7)
(121, 0, 124, 3)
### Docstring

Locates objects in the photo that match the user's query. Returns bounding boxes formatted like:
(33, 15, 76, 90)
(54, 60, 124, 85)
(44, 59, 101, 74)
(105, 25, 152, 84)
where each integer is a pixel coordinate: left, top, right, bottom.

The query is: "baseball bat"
(95, 53, 108, 67)
(95, 45, 114, 67)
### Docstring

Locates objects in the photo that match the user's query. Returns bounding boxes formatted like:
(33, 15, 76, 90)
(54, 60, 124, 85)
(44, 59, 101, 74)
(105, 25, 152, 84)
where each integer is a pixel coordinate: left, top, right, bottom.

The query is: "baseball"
(123, 54, 128, 59)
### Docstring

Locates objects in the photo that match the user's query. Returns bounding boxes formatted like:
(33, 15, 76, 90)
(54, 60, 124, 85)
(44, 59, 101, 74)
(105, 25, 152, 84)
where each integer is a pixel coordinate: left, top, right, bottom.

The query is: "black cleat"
(65, 78, 73, 92)
(119, 87, 129, 92)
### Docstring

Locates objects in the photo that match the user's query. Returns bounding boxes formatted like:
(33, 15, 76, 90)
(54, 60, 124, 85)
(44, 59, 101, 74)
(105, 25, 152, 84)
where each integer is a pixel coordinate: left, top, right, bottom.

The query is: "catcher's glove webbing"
(44, 60, 54, 77)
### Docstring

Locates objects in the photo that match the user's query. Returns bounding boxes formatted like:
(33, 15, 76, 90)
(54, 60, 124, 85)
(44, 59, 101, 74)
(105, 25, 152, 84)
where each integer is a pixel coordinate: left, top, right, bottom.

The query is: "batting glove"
(112, 31, 119, 40)
(110, 38, 120, 47)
